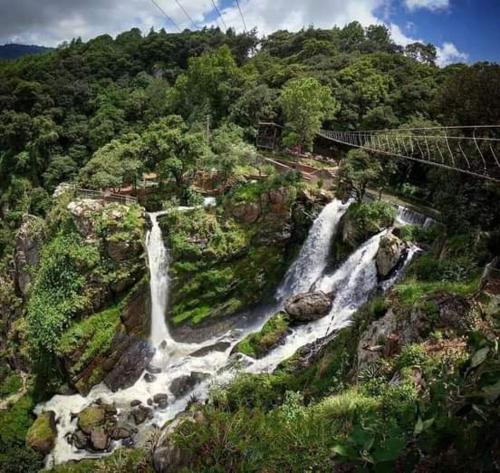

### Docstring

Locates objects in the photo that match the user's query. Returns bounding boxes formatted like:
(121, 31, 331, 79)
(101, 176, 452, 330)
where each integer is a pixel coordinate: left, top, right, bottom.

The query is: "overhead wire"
(235, 0, 247, 32)
(210, 0, 227, 30)
(148, 0, 182, 32)
(172, 0, 199, 30)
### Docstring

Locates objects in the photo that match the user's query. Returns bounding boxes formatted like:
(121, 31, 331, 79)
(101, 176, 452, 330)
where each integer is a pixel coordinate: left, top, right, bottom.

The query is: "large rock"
(230, 201, 260, 223)
(376, 233, 406, 279)
(67, 199, 105, 240)
(77, 405, 106, 435)
(170, 372, 209, 399)
(15, 215, 45, 296)
(104, 339, 155, 392)
(285, 292, 332, 323)
(26, 411, 57, 455)
(90, 428, 109, 451)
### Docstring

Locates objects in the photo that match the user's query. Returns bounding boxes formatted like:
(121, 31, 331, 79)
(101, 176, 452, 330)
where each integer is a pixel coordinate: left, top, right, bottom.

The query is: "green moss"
(56, 302, 123, 375)
(235, 313, 290, 359)
(0, 394, 35, 445)
(25, 411, 56, 451)
(345, 201, 395, 241)
(0, 373, 23, 399)
(77, 406, 105, 434)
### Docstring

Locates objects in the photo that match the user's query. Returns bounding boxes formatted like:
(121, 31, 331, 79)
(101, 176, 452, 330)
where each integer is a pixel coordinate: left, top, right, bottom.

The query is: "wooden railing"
(75, 188, 138, 205)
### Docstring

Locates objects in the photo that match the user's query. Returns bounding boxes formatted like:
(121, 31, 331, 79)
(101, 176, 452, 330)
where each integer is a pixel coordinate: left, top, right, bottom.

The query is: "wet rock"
(376, 233, 406, 279)
(90, 428, 109, 451)
(144, 373, 157, 383)
(153, 393, 169, 408)
(130, 405, 153, 425)
(130, 400, 142, 407)
(110, 422, 137, 441)
(121, 279, 151, 336)
(77, 406, 106, 435)
(25, 411, 57, 455)
(189, 342, 231, 357)
(170, 372, 209, 399)
(147, 364, 162, 374)
(104, 339, 155, 392)
(285, 291, 332, 323)
(71, 430, 89, 450)
(147, 398, 153, 406)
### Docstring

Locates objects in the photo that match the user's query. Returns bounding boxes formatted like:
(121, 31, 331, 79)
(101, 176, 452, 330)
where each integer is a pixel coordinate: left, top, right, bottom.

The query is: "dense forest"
(0, 23, 499, 473)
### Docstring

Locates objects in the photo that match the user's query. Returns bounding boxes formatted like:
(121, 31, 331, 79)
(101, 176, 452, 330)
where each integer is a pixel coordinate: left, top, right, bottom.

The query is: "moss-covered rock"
(234, 313, 290, 358)
(77, 406, 106, 435)
(26, 410, 57, 455)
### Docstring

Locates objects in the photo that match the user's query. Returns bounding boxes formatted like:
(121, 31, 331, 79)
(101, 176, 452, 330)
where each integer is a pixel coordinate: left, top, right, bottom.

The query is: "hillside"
(0, 44, 52, 60)
(0, 24, 499, 473)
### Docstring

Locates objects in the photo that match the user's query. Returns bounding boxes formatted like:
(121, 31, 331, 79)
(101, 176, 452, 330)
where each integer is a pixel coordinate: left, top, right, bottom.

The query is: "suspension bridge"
(258, 123, 500, 182)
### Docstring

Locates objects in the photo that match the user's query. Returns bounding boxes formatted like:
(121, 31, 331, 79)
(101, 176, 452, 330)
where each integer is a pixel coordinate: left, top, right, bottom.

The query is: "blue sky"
(384, 0, 500, 63)
(0, 0, 498, 65)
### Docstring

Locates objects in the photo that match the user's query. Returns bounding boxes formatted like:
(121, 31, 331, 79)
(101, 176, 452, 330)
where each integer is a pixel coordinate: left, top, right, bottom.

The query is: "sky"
(0, 0, 498, 66)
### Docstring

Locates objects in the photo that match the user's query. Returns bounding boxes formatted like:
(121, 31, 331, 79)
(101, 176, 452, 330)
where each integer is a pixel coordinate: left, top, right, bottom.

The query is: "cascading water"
(37, 199, 417, 466)
(396, 205, 435, 227)
(146, 212, 170, 346)
(277, 199, 350, 300)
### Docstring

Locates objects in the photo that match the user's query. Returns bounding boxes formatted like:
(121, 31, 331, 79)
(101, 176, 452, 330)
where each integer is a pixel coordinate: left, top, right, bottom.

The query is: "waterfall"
(38, 199, 418, 466)
(277, 199, 350, 300)
(396, 205, 435, 227)
(146, 212, 170, 346)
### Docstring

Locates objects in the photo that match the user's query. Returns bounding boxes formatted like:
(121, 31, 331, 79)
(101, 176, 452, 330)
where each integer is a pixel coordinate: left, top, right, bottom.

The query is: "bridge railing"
(319, 125, 500, 182)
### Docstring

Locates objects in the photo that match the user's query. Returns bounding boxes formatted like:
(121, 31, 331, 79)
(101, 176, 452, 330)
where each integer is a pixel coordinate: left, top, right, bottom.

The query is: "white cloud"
(436, 41, 468, 66)
(0, 0, 468, 67)
(404, 0, 450, 12)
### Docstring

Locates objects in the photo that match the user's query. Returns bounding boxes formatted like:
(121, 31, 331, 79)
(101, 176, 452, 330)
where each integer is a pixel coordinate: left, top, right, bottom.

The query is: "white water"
(39, 199, 417, 466)
(147, 212, 170, 346)
(396, 205, 435, 227)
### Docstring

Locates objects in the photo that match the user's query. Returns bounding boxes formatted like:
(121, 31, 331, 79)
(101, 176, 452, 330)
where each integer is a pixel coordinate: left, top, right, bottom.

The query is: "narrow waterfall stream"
(39, 200, 418, 466)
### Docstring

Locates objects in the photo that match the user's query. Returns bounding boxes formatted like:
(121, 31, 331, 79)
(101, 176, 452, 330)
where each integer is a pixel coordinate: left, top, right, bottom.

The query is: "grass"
(0, 394, 35, 444)
(0, 373, 23, 399)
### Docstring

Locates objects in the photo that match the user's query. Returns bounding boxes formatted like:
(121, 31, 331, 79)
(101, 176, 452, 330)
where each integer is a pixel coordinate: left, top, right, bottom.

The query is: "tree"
(279, 77, 337, 151)
(338, 149, 383, 201)
(404, 42, 437, 66)
(78, 134, 144, 190)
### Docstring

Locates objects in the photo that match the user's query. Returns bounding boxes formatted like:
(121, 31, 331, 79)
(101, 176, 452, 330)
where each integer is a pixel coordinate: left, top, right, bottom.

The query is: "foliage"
(0, 373, 23, 398)
(279, 77, 337, 151)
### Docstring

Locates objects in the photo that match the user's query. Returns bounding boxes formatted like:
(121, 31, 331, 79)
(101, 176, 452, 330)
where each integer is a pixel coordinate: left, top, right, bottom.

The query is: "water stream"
(39, 200, 417, 466)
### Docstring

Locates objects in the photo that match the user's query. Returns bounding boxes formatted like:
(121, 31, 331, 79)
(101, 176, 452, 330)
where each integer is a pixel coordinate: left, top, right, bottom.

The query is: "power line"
(173, 0, 199, 30)
(235, 0, 247, 32)
(210, 0, 227, 30)
(148, 0, 182, 32)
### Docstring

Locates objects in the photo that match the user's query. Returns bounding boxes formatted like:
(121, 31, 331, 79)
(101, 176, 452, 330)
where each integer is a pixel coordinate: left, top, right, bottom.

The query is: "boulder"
(230, 202, 260, 223)
(170, 372, 209, 399)
(284, 292, 332, 323)
(144, 373, 157, 383)
(153, 445, 192, 473)
(71, 430, 89, 450)
(130, 405, 153, 425)
(147, 364, 162, 374)
(26, 411, 57, 455)
(376, 233, 406, 279)
(130, 400, 142, 407)
(90, 428, 109, 451)
(153, 393, 169, 409)
(104, 339, 155, 392)
(77, 406, 106, 435)
(110, 422, 137, 441)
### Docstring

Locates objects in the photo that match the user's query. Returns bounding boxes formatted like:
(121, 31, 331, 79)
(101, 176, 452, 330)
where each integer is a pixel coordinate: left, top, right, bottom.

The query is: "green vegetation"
(56, 302, 123, 375)
(235, 313, 290, 358)
(0, 373, 23, 398)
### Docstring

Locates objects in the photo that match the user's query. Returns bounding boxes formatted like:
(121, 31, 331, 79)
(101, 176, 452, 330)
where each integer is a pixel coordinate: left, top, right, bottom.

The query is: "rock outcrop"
(285, 292, 332, 323)
(67, 199, 105, 240)
(170, 372, 209, 399)
(14, 215, 45, 296)
(26, 410, 57, 455)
